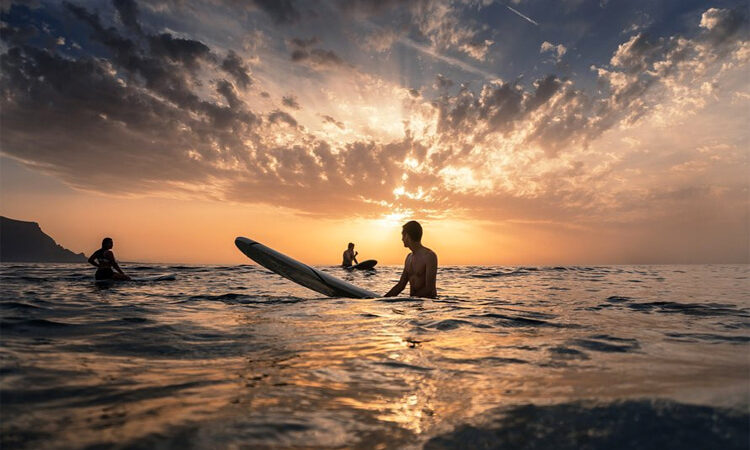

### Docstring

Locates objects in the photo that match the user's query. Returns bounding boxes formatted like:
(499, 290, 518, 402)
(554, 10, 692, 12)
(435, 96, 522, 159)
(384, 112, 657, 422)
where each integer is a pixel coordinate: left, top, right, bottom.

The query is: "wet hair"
(402, 221, 422, 242)
(102, 237, 113, 247)
(348, 242, 354, 249)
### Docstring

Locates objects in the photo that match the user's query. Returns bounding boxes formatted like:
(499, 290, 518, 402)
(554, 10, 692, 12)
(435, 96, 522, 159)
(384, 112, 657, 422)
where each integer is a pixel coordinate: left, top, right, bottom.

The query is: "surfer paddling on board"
(88, 238, 130, 281)
(385, 221, 437, 298)
(342, 243, 359, 267)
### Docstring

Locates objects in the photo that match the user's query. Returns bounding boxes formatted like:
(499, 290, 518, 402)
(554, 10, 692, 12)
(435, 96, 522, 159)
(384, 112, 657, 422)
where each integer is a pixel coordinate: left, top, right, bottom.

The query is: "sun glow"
(377, 211, 412, 228)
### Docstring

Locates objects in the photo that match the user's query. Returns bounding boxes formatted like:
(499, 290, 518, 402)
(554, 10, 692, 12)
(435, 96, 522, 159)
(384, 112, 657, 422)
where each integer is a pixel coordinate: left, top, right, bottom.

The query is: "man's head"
(401, 221, 422, 247)
(348, 242, 355, 250)
(102, 237, 113, 249)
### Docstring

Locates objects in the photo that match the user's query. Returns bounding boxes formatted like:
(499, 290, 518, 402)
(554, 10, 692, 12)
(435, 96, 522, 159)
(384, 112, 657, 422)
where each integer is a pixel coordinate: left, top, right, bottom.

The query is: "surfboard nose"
(234, 237, 257, 251)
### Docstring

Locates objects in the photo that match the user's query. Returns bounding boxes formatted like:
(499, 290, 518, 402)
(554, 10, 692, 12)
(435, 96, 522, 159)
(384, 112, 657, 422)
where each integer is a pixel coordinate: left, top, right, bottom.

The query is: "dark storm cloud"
(700, 7, 747, 43)
(267, 110, 298, 127)
(320, 114, 345, 129)
(434, 76, 571, 144)
(216, 79, 241, 108)
(221, 50, 252, 89)
(148, 33, 211, 69)
(1, 0, 259, 193)
(113, 0, 141, 33)
(336, 0, 416, 16)
(526, 75, 562, 111)
(290, 47, 347, 68)
(0, 19, 38, 46)
(250, 0, 301, 25)
(289, 36, 319, 48)
(282, 95, 301, 109)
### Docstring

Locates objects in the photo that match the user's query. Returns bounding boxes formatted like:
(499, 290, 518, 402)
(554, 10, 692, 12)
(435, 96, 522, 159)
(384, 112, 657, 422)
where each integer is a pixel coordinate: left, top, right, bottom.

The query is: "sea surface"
(1, 263, 748, 449)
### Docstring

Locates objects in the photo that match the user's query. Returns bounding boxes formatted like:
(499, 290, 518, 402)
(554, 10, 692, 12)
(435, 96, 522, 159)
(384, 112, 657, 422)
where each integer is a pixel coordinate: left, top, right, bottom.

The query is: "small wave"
(1, 318, 73, 329)
(440, 356, 528, 366)
(0, 301, 41, 310)
(627, 301, 747, 317)
(375, 361, 434, 372)
(424, 400, 749, 449)
(548, 346, 589, 360)
(605, 295, 632, 303)
(665, 332, 750, 344)
(425, 319, 476, 331)
(186, 293, 304, 305)
(474, 312, 569, 328)
(471, 269, 531, 278)
(569, 335, 640, 353)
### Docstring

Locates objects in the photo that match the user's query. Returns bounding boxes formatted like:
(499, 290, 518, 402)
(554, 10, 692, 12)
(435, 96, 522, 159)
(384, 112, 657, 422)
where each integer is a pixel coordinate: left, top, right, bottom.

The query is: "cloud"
(249, 0, 300, 25)
(320, 114, 345, 129)
(113, 0, 142, 33)
(220, 50, 252, 88)
(540, 41, 567, 62)
(148, 32, 212, 70)
(341, 0, 495, 61)
(360, 27, 402, 53)
(1, 1, 748, 240)
(267, 110, 298, 128)
(282, 95, 301, 109)
(699, 7, 746, 42)
(288, 37, 348, 68)
(302, 48, 346, 67)
(289, 36, 319, 48)
(434, 73, 454, 89)
(460, 39, 494, 61)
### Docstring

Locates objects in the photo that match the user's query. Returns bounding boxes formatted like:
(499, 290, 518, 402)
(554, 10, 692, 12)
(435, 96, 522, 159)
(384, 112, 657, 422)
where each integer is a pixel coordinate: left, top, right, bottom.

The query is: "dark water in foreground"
(1, 263, 748, 449)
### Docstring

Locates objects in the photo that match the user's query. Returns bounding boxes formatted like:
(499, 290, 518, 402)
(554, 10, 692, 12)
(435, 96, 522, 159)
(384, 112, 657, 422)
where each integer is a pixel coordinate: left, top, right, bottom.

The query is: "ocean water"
(1, 263, 748, 449)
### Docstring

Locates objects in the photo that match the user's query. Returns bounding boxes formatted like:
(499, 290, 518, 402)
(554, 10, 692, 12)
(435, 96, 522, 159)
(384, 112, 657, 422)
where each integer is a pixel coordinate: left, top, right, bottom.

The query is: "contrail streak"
(397, 35, 500, 81)
(505, 4, 539, 26)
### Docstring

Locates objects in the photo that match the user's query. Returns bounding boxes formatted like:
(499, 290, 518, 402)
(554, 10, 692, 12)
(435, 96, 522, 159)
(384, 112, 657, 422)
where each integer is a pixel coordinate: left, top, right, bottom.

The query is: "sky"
(1, 0, 748, 265)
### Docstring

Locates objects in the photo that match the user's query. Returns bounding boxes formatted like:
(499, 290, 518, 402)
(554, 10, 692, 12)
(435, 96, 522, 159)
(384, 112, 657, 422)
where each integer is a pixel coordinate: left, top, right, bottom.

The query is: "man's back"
(406, 247, 437, 298)
(384, 220, 438, 298)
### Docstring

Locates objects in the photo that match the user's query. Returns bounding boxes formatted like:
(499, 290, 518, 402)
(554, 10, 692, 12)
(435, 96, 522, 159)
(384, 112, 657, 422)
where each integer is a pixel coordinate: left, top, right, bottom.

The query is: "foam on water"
(1, 263, 748, 449)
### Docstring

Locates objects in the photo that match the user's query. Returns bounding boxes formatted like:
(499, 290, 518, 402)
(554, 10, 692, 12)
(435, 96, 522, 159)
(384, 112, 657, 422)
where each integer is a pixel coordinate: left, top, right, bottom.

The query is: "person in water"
(385, 221, 437, 298)
(342, 242, 359, 267)
(88, 237, 130, 281)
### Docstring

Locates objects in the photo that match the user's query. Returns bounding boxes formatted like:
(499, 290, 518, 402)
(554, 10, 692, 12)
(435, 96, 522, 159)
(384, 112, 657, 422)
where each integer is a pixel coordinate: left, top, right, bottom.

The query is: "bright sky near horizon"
(1, 0, 748, 265)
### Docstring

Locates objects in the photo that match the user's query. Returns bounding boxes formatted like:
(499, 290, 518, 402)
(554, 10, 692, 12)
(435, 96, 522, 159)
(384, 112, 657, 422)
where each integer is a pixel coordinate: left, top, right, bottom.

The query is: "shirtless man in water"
(385, 221, 437, 298)
(88, 237, 130, 281)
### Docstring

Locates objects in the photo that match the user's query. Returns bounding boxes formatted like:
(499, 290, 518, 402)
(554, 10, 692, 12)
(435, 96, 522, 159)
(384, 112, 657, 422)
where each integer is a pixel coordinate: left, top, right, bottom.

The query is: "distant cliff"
(0, 216, 86, 262)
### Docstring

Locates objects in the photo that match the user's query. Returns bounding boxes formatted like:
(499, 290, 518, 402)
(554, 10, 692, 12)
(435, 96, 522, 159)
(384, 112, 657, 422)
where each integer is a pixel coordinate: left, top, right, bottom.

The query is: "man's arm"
(88, 252, 99, 268)
(384, 256, 410, 297)
(108, 251, 128, 277)
(353, 251, 359, 265)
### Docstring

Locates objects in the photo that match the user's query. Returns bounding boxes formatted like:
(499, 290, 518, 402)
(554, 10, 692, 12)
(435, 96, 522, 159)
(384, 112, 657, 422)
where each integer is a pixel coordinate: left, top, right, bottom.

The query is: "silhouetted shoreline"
(0, 216, 85, 262)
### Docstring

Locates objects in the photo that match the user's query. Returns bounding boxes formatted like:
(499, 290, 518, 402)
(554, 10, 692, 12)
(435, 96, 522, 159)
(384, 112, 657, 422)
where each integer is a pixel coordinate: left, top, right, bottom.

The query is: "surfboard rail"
(234, 237, 378, 299)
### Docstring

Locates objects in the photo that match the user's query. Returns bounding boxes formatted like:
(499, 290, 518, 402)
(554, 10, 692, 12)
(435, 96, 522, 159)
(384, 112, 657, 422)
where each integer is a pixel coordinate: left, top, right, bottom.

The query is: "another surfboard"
(345, 259, 378, 270)
(235, 237, 378, 299)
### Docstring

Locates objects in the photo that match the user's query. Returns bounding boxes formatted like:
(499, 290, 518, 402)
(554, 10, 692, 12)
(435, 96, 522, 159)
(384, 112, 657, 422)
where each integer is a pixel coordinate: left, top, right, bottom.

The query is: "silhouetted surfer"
(385, 221, 437, 298)
(88, 237, 130, 281)
(342, 242, 359, 267)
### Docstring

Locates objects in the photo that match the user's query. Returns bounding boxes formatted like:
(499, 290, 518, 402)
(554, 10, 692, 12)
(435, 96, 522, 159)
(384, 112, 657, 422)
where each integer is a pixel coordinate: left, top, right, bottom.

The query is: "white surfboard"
(235, 237, 378, 299)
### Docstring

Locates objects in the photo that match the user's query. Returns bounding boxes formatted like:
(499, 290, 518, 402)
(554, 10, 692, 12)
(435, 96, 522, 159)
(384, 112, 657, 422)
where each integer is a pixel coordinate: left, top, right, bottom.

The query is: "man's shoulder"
(419, 247, 437, 258)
